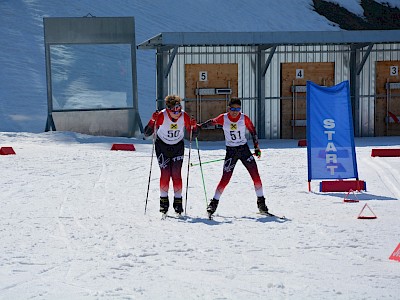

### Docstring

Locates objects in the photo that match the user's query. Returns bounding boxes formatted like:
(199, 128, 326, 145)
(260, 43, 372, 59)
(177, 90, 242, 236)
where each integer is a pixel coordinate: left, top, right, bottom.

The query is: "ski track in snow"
(361, 155, 400, 200)
(0, 133, 400, 299)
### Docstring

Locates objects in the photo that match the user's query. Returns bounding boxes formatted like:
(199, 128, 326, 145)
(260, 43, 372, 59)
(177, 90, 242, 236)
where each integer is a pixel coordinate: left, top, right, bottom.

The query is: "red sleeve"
(200, 113, 224, 129)
(213, 114, 225, 126)
(144, 112, 164, 137)
(182, 112, 199, 133)
(155, 112, 164, 127)
(146, 111, 164, 128)
(244, 115, 256, 135)
(183, 112, 192, 131)
(204, 113, 224, 126)
(244, 115, 259, 147)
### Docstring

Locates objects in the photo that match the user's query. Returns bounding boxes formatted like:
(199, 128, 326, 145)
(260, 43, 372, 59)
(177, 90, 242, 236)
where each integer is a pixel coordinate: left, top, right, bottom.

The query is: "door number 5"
(199, 71, 208, 81)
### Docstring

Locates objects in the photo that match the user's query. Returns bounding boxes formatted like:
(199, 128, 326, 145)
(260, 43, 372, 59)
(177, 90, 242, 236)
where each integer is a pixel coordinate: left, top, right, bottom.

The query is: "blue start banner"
(306, 80, 359, 181)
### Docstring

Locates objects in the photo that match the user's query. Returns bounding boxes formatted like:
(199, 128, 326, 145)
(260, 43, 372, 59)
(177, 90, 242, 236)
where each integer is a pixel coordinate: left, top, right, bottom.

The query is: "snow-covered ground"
(1, 132, 399, 299)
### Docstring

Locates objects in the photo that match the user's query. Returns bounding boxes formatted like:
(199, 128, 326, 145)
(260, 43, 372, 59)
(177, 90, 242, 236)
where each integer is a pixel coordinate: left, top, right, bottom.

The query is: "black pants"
(213, 144, 263, 200)
(155, 137, 184, 198)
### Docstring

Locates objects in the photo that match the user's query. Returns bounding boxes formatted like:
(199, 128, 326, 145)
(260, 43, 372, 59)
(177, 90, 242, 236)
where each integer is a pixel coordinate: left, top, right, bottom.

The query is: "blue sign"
(306, 80, 359, 181)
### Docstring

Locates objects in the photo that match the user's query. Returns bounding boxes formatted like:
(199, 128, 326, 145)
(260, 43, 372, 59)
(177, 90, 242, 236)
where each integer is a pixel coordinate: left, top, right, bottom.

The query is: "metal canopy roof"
(44, 17, 136, 44)
(137, 30, 400, 49)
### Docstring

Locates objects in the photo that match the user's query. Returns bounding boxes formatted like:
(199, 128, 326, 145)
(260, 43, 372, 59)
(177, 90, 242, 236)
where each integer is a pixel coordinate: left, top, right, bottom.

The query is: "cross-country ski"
(258, 212, 287, 220)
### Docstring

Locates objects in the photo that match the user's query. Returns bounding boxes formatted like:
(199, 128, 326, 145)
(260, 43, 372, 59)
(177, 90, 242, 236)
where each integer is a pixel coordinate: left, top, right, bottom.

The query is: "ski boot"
(160, 197, 169, 215)
(257, 196, 269, 215)
(207, 198, 219, 219)
(173, 197, 183, 215)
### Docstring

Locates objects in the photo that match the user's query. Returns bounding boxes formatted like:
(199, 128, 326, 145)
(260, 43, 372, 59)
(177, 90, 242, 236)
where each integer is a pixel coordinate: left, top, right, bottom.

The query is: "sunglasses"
(229, 107, 241, 112)
(168, 104, 182, 115)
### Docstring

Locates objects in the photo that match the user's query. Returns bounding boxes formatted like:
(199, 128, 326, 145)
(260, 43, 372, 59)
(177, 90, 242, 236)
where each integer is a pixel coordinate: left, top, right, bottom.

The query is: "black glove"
(192, 128, 199, 139)
(144, 124, 154, 137)
(254, 147, 261, 158)
(198, 122, 208, 129)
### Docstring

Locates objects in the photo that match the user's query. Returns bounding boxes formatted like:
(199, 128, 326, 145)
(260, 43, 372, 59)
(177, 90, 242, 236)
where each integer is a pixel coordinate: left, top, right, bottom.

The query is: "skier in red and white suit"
(144, 95, 198, 214)
(199, 97, 268, 216)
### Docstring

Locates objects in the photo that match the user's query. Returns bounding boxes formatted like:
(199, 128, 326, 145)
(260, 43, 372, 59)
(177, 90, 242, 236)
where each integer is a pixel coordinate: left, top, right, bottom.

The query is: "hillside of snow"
(0, 0, 341, 133)
(2, 1, 400, 133)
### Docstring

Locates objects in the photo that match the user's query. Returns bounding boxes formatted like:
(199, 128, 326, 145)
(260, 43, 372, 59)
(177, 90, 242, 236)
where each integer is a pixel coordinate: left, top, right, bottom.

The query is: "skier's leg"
(171, 160, 184, 213)
(156, 140, 172, 213)
(159, 165, 171, 197)
(240, 145, 263, 197)
(240, 145, 268, 213)
(171, 141, 184, 213)
(208, 147, 238, 216)
(212, 147, 238, 200)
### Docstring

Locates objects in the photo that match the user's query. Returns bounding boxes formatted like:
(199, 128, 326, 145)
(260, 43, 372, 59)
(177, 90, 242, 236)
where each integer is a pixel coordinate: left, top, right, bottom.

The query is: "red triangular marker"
(357, 203, 377, 219)
(343, 189, 359, 203)
(0, 147, 16, 155)
(389, 243, 400, 262)
(111, 144, 135, 151)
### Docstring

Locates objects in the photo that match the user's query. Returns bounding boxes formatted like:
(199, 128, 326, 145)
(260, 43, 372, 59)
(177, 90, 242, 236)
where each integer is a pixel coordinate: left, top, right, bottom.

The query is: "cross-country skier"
(199, 97, 268, 218)
(144, 95, 198, 215)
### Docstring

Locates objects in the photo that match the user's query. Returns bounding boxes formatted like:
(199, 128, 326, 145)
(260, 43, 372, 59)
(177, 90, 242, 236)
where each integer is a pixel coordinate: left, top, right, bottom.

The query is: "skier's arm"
(244, 115, 261, 157)
(144, 111, 163, 137)
(199, 114, 224, 128)
(183, 112, 199, 138)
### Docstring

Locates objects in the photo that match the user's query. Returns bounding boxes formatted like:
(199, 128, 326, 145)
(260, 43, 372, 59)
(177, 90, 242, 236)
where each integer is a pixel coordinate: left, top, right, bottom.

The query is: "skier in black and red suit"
(199, 97, 268, 217)
(144, 95, 198, 215)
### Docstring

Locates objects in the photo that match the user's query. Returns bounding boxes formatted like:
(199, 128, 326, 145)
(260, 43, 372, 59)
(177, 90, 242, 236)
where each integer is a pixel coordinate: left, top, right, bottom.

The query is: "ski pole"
(195, 137, 208, 207)
(190, 158, 224, 167)
(184, 127, 193, 215)
(144, 127, 157, 214)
